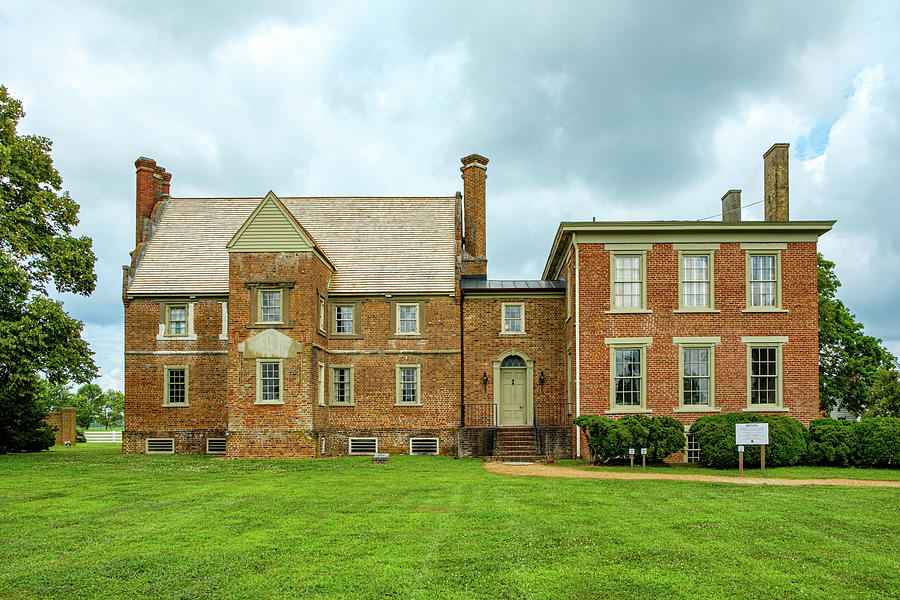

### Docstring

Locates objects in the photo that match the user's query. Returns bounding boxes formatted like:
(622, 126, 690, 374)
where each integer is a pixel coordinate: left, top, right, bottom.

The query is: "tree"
(0, 85, 97, 453)
(818, 253, 894, 415)
(100, 389, 124, 429)
(865, 368, 900, 418)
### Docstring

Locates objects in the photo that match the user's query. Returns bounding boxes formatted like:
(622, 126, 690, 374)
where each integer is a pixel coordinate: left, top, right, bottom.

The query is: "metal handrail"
(463, 402, 497, 428)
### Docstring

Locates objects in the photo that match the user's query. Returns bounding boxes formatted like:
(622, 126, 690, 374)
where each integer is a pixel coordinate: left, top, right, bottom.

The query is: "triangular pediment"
(227, 191, 317, 252)
(236, 328, 302, 359)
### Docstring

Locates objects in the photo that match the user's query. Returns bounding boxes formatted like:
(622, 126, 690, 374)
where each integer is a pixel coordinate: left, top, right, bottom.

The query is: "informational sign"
(628, 448, 635, 455)
(641, 448, 647, 455)
(735, 423, 769, 445)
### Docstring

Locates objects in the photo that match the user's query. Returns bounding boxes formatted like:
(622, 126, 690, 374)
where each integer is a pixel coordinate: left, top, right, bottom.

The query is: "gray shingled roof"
(460, 279, 565, 292)
(128, 196, 458, 295)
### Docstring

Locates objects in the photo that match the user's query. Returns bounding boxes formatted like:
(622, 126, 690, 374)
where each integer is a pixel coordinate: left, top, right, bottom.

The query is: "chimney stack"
(763, 143, 789, 221)
(460, 153, 489, 277)
(134, 157, 171, 245)
(721, 190, 741, 222)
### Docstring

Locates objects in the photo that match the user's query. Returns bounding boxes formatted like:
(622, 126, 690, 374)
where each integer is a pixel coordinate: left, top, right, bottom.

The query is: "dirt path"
(483, 461, 900, 488)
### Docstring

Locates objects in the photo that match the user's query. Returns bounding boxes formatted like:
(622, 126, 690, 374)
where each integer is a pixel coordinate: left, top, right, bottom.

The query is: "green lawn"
(554, 459, 900, 481)
(2, 447, 899, 599)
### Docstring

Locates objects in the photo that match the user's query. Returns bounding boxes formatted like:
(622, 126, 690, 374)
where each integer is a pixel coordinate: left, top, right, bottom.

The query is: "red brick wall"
(45, 407, 77, 445)
(123, 299, 228, 454)
(574, 241, 820, 456)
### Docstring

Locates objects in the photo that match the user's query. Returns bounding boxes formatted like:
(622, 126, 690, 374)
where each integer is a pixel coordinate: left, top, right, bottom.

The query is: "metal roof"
(460, 279, 565, 292)
(128, 196, 458, 295)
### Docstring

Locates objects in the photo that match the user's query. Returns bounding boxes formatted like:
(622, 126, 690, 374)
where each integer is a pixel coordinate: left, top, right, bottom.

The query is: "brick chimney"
(460, 153, 489, 277)
(134, 157, 171, 245)
(721, 189, 741, 222)
(763, 143, 789, 221)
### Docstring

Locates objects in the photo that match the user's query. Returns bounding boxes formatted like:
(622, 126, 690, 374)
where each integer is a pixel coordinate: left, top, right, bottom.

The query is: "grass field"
(554, 460, 900, 481)
(2, 446, 899, 599)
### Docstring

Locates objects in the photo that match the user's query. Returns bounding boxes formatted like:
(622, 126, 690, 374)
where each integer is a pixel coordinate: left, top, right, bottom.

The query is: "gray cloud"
(1, 0, 898, 390)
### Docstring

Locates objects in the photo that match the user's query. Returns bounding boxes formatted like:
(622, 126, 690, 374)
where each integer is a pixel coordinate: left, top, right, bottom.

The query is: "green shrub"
(852, 418, 900, 467)
(689, 413, 807, 469)
(75, 427, 87, 444)
(648, 416, 687, 462)
(807, 419, 857, 466)
(574, 414, 686, 464)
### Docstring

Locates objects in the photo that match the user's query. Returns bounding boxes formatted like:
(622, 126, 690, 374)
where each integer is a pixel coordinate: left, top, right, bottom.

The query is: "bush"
(852, 418, 900, 467)
(648, 416, 687, 462)
(574, 414, 686, 464)
(689, 413, 807, 469)
(75, 427, 86, 444)
(807, 419, 857, 466)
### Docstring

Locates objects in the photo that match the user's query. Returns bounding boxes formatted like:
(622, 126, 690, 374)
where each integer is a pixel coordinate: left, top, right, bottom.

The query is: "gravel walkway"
(483, 461, 900, 488)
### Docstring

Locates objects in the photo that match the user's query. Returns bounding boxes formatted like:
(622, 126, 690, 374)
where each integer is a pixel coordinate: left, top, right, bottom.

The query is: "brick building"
(122, 145, 832, 460)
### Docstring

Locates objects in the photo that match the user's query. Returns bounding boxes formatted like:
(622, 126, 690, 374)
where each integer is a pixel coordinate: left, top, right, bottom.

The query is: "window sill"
(605, 408, 652, 414)
(673, 308, 720, 314)
(157, 335, 197, 341)
(605, 309, 652, 315)
(742, 407, 789, 412)
(741, 308, 789, 313)
(248, 323, 293, 329)
(674, 407, 720, 413)
(254, 401, 285, 406)
(500, 331, 526, 336)
(389, 334, 427, 340)
(162, 402, 190, 408)
(394, 402, 423, 407)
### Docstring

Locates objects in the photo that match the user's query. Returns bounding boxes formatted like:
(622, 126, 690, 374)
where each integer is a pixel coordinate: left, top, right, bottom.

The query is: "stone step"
(484, 455, 546, 463)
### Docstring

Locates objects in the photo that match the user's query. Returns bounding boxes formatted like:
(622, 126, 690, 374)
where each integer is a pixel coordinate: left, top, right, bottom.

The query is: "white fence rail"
(84, 431, 122, 443)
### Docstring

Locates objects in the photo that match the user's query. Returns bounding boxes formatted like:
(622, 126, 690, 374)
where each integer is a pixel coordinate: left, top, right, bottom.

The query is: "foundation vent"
(409, 438, 440, 455)
(206, 438, 226, 455)
(146, 438, 175, 455)
(349, 437, 378, 455)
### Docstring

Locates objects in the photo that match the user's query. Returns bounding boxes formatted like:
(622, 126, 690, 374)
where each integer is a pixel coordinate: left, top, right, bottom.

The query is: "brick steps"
(493, 427, 541, 462)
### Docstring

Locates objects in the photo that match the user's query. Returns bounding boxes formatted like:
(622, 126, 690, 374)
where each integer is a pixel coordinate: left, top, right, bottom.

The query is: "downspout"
(574, 234, 582, 458)
(460, 286, 465, 432)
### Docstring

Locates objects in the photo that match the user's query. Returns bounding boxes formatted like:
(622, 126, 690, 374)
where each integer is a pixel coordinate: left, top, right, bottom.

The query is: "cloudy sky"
(2, 1, 899, 391)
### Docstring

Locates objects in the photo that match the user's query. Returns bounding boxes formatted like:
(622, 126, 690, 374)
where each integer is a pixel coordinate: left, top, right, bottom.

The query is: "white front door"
(499, 367, 528, 426)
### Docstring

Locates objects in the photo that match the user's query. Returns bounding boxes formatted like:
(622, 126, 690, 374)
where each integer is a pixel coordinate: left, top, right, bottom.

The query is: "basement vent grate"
(321, 436, 326, 456)
(146, 438, 175, 455)
(409, 437, 439, 455)
(206, 438, 226, 455)
(349, 437, 378, 455)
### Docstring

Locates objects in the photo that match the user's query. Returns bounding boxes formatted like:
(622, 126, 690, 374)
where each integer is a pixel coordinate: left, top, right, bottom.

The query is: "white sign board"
(735, 423, 769, 445)
(628, 448, 635, 455)
(641, 448, 647, 455)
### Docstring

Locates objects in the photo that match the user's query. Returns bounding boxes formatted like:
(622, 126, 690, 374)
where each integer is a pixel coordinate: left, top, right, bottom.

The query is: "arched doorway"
(493, 351, 534, 426)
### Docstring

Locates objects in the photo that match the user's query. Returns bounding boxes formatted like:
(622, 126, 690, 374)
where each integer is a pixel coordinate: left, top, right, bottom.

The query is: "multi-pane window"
(167, 306, 187, 336)
(397, 304, 418, 335)
(334, 305, 354, 334)
(749, 255, 777, 307)
(332, 367, 352, 404)
(165, 367, 187, 404)
(614, 348, 642, 407)
(685, 433, 700, 463)
(502, 303, 524, 333)
(682, 347, 710, 406)
(318, 362, 325, 406)
(397, 366, 420, 404)
(259, 290, 282, 322)
(682, 255, 710, 307)
(613, 255, 643, 309)
(750, 347, 778, 405)
(259, 361, 280, 403)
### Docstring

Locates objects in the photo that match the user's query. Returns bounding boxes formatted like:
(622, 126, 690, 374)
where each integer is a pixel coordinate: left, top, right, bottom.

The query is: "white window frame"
(255, 359, 284, 405)
(165, 304, 188, 337)
(605, 337, 652, 413)
(258, 288, 284, 324)
(674, 338, 719, 413)
(606, 245, 651, 313)
(395, 364, 422, 406)
(333, 303, 355, 335)
(676, 247, 717, 312)
(395, 302, 420, 335)
(684, 430, 700, 463)
(742, 244, 786, 312)
(163, 365, 189, 406)
(317, 361, 326, 406)
(330, 365, 355, 406)
(741, 336, 788, 411)
(501, 302, 525, 334)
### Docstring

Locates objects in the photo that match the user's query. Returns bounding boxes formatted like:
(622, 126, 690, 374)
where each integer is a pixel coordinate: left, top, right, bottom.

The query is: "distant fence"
(84, 431, 122, 443)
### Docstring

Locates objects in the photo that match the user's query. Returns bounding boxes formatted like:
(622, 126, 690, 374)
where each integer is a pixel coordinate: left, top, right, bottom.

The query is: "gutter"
(574, 234, 581, 459)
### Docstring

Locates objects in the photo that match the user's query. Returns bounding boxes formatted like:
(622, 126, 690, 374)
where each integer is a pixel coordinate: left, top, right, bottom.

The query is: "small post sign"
(641, 447, 647, 470)
(735, 423, 769, 475)
(629, 448, 635, 468)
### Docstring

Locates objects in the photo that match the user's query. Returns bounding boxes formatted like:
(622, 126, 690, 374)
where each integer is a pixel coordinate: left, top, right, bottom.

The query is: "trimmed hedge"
(574, 414, 685, 464)
(807, 419, 856, 466)
(689, 413, 807, 469)
(807, 417, 900, 467)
